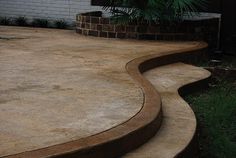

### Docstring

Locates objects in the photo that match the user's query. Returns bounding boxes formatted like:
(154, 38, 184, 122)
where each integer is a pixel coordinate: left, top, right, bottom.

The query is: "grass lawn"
(220, 55, 236, 68)
(196, 54, 236, 68)
(185, 77, 236, 158)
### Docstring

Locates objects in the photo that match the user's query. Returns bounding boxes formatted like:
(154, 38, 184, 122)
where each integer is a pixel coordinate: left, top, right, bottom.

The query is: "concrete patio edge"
(4, 42, 208, 158)
(175, 73, 211, 158)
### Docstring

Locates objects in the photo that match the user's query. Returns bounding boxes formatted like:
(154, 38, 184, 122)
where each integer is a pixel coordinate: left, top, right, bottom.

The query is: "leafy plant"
(0, 17, 12, 25)
(54, 20, 68, 29)
(103, 0, 207, 24)
(186, 79, 236, 158)
(32, 18, 50, 28)
(14, 17, 28, 26)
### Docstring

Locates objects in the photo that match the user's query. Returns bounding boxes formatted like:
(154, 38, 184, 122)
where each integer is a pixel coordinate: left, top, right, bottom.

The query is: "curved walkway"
(0, 26, 207, 158)
(123, 63, 211, 158)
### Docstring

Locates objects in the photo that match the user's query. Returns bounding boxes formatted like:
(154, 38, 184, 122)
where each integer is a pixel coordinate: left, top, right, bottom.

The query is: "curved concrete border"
(4, 42, 208, 158)
(175, 74, 211, 158)
(123, 63, 211, 158)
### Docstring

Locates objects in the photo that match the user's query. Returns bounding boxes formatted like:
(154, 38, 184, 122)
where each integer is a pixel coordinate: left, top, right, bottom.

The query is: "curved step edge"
(126, 43, 209, 158)
(123, 64, 211, 158)
(123, 63, 211, 158)
(175, 71, 211, 158)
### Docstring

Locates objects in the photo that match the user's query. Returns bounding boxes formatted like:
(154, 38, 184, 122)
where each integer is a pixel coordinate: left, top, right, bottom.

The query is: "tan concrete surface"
(0, 26, 199, 157)
(123, 63, 210, 158)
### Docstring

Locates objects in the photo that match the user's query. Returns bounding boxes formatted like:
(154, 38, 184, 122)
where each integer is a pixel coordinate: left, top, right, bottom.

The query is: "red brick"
(100, 31, 108, 38)
(85, 16, 91, 23)
(91, 17, 100, 24)
(126, 25, 136, 32)
(115, 25, 126, 32)
(76, 28, 82, 34)
(97, 24, 102, 31)
(90, 24, 97, 30)
(108, 32, 116, 38)
(100, 18, 110, 24)
(85, 23, 90, 29)
(117, 33, 126, 39)
(103, 24, 114, 32)
(88, 30, 99, 37)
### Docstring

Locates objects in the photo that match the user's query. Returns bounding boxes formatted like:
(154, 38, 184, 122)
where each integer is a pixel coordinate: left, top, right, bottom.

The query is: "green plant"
(103, 0, 206, 24)
(32, 18, 50, 28)
(14, 17, 28, 26)
(185, 80, 236, 158)
(54, 20, 68, 29)
(0, 17, 12, 25)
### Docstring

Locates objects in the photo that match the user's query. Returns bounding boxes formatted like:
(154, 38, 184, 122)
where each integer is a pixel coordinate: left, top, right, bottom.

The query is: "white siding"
(0, 0, 103, 24)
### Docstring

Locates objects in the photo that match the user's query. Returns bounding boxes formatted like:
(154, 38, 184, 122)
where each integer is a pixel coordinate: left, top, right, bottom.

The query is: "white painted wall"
(0, 0, 103, 24)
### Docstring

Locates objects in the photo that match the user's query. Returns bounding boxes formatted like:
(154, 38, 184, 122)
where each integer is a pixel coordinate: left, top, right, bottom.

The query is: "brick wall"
(0, 0, 102, 24)
(76, 11, 220, 48)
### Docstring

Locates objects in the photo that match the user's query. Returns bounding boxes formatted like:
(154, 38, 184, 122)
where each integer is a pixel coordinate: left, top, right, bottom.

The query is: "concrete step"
(122, 63, 211, 158)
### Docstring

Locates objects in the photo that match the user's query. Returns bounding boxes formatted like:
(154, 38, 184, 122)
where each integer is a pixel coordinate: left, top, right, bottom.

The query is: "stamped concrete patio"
(0, 26, 206, 157)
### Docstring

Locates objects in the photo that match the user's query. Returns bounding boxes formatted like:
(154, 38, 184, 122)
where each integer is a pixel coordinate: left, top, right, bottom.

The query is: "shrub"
(14, 17, 28, 26)
(103, 0, 207, 24)
(54, 20, 68, 29)
(32, 18, 50, 28)
(0, 17, 12, 25)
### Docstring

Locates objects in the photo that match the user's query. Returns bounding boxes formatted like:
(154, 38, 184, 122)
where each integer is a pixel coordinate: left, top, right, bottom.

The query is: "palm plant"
(103, 0, 207, 24)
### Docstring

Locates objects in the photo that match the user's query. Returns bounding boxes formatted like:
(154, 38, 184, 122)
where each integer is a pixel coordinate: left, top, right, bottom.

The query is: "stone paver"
(123, 63, 211, 158)
(0, 26, 200, 157)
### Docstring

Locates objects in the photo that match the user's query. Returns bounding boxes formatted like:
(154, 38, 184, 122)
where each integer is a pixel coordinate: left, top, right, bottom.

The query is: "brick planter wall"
(76, 11, 220, 47)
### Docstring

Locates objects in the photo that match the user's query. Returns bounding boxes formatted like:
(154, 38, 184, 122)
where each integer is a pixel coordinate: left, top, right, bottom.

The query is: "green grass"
(220, 55, 236, 68)
(185, 79, 236, 158)
(196, 54, 236, 69)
